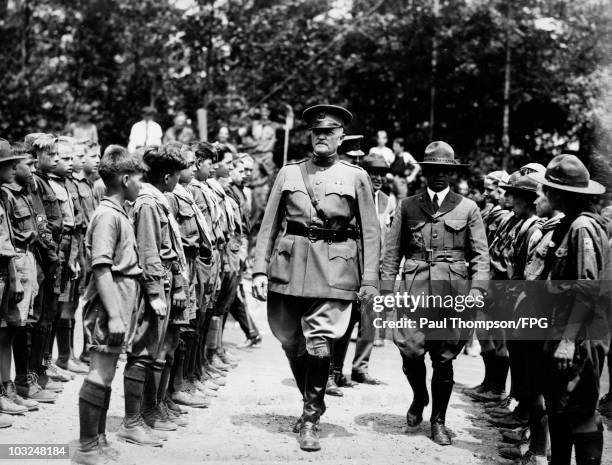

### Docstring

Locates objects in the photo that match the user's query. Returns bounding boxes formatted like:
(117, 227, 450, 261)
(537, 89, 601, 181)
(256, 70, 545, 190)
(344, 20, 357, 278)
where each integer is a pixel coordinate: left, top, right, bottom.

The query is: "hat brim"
(498, 184, 538, 195)
(418, 161, 470, 167)
(364, 166, 390, 173)
(303, 104, 353, 127)
(528, 172, 606, 195)
(0, 155, 27, 163)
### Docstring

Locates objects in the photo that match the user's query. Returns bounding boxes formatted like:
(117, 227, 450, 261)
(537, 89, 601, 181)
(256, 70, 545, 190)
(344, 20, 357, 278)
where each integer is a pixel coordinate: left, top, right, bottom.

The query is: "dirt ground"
(3, 293, 611, 465)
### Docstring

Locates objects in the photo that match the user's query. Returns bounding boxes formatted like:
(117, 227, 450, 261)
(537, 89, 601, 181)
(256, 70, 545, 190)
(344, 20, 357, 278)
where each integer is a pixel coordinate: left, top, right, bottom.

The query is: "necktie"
(432, 193, 439, 213)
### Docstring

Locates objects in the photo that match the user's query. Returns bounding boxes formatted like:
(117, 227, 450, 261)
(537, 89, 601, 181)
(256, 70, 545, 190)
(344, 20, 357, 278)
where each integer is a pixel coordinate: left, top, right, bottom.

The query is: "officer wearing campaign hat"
(381, 141, 489, 446)
(252, 104, 380, 451)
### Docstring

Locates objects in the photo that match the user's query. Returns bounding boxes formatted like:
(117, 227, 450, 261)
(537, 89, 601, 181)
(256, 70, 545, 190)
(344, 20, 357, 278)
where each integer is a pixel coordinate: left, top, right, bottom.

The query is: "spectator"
(127, 106, 162, 153)
(217, 126, 237, 154)
(163, 111, 191, 143)
(66, 104, 98, 144)
(368, 130, 394, 166)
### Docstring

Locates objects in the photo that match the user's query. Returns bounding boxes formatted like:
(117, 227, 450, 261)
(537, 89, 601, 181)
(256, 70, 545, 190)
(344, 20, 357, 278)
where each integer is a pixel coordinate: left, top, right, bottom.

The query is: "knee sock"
(124, 363, 147, 427)
(78, 379, 108, 451)
(12, 327, 29, 379)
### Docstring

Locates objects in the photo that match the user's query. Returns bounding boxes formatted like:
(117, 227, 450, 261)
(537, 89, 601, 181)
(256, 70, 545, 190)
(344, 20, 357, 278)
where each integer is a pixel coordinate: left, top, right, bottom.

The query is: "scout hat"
(520, 162, 545, 175)
(499, 173, 539, 195)
(302, 104, 353, 130)
(528, 154, 605, 195)
(485, 170, 510, 184)
(339, 135, 365, 157)
(0, 138, 27, 164)
(361, 153, 390, 174)
(418, 141, 468, 166)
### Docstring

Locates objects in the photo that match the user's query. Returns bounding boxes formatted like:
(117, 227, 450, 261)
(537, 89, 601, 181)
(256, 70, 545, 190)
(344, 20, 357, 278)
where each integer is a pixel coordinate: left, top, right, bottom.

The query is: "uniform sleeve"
(563, 226, 603, 340)
(252, 168, 287, 276)
(466, 202, 490, 288)
(134, 202, 165, 297)
(89, 211, 118, 267)
(355, 170, 380, 287)
(380, 200, 404, 292)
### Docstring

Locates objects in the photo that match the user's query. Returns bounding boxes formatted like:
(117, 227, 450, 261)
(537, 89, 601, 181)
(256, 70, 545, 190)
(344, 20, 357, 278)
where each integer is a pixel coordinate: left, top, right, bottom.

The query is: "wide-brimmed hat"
(361, 154, 390, 173)
(339, 135, 365, 157)
(302, 104, 353, 130)
(418, 141, 468, 167)
(499, 174, 539, 195)
(520, 162, 545, 175)
(0, 139, 27, 164)
(528, 154, 605, 195)
(484, 170, 510, 184)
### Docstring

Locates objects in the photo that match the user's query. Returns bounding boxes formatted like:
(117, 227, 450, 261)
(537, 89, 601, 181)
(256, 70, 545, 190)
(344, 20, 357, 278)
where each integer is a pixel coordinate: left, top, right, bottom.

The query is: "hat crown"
(302, 104, 353, 130)
(422, 141, 458, 164)
(362, 153, 389, 171)
(509, 174, 539, 192)
(0, 138, 11, 159)
(545, 154, 589, 188)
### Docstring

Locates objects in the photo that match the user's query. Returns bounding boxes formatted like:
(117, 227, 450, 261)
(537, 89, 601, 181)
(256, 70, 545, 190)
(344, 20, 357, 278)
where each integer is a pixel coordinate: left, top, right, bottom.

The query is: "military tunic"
(254, 158, 380, 357)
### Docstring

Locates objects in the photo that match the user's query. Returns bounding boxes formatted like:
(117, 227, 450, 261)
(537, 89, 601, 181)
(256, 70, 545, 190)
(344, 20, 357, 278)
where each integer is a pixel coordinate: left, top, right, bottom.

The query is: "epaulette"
(340, 160, 364, 170)
(285, 158, 307, 165)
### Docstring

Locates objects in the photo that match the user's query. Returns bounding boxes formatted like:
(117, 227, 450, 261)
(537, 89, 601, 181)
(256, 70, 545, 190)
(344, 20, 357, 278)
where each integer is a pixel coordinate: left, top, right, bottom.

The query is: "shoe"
(516, 450, 549, 465)
(44, 358, 73, 381)
(79, 352, 91, 365)
(298, 421, 320, 451)
(498, 443, 527, 460)
(431, 421, 452, 445)
(237, 335, 262, 349)
(325, 375, 343, 397)
(71, 448, 101, 465)
(468, 389, 505, 403)
(205, 362, 227, 378)
(217, 351, 238, 368)
(116, 419, 163, 447)
(598, 392, 612, 416)
(36, 372, 64, 393)
(56, 358, 89, 374)
(0, 413, 13, 428)
(486, 395, 513, 415)
(406, 392, 429, 427)
(205, 367, 227, 383)
(489, 412, 529, 429)
(334, 373, 356, 388)
(15, 373, 57, 403)
(209, 354, 230, 372)
(171, 389, 210, 408)
(192, 379, 218, 397)
(292, 415, 304, 433)
(160, 401, 188, 427)
(4, 381, 39, 411)
(351, 372, 382, 385)
(164, 395, 186, 415)
(141, 421, 168, 441)
(220, 348, 241, 363)
(463, 383, 486, 396)
(0, 386, 28, 415)
(142, 407, 178, 431)
(98, 433, 119, 460)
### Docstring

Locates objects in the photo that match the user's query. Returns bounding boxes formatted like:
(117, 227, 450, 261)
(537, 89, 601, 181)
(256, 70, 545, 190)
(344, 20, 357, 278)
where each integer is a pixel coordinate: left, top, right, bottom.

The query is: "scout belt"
(408, 249, 465, 263)
(286, 221, 358, 242)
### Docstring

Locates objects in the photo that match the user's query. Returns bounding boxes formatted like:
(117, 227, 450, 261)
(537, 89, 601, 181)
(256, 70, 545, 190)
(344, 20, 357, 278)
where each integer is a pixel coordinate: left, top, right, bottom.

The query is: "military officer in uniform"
(380, 141, 490, 445)
(338, 135, 366, 165)
(252, 104, 380, 452)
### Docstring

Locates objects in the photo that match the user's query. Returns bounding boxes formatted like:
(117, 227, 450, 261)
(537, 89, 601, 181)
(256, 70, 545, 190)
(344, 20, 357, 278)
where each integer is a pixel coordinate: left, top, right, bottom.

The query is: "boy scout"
(48, 136, 87, 375)
(380, 141, 489, 446)
(1, 142, 48, 413)
(73, 146, 162, 465)
(132, 144, 188, 433)
(529, 155, 609, 465)
(165, 144, 212, 408)
(252, 104, 380, 451)
(0, 139, 28, 423)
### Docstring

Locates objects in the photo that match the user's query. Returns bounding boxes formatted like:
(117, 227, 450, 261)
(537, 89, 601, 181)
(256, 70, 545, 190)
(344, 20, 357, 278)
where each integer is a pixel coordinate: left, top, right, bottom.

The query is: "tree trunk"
(429, 0, 439, 141)
(502, 0, 512, 171)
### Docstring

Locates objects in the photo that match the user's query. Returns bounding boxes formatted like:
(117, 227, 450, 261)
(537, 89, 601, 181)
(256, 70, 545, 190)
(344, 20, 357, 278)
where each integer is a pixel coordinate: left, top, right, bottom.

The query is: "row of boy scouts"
(0, 134, 263, 465)
(251, 104, 610, 465)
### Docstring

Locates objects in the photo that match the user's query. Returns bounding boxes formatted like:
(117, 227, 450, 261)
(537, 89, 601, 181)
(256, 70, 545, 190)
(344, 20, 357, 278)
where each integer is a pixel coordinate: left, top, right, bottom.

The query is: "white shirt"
(128, 120, 163, 153)
(427, 186, 450, 208)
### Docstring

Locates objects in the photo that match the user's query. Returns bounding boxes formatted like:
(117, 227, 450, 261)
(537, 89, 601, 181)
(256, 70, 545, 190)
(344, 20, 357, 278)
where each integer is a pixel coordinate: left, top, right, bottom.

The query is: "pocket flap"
(402, 259, 419, 273)
(325, 182, 355, 198)
(281, 183, 307, 194)
(445, 219, 467, 231)
(13, 208, 30, 219)
(277, 236, 294, 255)
(328, 241, 357, 260)
(408, 221, 427, 231)
(449, 262, 468, 278)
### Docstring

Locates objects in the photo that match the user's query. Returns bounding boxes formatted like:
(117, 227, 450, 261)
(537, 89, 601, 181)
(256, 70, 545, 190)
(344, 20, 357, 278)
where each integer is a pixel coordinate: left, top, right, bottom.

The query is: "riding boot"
(401, 354, 429, 427)
(298, 354, 329, 451)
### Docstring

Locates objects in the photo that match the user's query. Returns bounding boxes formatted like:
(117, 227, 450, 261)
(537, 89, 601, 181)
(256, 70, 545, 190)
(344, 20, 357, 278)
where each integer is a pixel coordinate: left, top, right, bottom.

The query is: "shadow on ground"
(230, 413, 355, 438)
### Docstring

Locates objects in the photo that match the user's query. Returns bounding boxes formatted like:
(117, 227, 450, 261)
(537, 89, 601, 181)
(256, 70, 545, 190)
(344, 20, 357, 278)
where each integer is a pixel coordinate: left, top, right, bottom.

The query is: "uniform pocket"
(325, 181, 355, 199)
(408, 221, 427, 248)
(269, 236, 294, 284)
(328, 241, 359, 290)
(444, 219, 467, 248)
(12, 207, 32, 232)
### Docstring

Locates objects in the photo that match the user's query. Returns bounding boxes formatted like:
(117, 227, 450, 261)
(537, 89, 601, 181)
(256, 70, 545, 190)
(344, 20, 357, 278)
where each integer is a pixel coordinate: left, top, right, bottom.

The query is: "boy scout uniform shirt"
(132, 184, 182, 299)
(544, 212, 611, 347)
(33, 172, 63, 243)
(253, 159, 380, 301)
(73, 174, 99, 225)
(1, 183, 39, 250)
(0, 201, 17, 259)
(25, 183, 58, 266)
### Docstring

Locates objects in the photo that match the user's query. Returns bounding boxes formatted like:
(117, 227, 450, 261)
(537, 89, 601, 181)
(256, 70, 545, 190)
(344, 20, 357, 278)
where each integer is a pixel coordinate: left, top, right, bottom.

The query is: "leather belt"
(408, 249, 465, 263)
(286, 221, 358, 243)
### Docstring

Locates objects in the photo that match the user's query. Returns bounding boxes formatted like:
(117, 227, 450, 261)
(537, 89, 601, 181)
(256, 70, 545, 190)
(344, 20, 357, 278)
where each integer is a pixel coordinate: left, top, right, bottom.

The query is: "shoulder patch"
(583, 237, 594, 250)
